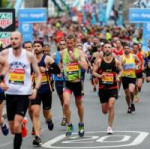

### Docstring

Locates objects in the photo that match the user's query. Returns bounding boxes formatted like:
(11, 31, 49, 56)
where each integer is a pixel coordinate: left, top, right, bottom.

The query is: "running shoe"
(66, 124, 74, 137)
(33, 136, 42, 146)
(1, 123, 9, 136)
(127, 107, 132, 114)
(78, 123, 84, 137)
(107, 126, 113, 135)
(61, 118, 67, 126)
(47, 120, 54, 131)
(21, 118, 28, 138)
(131, 103, 135, 112)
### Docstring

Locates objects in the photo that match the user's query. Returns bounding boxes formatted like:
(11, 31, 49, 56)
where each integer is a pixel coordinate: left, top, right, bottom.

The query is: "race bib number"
(102, 73, 114, 84)
(67, 63, 79, 72)
(9, 69, 25, 84)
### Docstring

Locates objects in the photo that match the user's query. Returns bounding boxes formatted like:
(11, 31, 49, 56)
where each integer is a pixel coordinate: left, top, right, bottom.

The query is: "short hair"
(33, 40, 44, 47)
(23, 41, 32, 48)
(66, 34, 76, 41)
(133, 43, 139, 47)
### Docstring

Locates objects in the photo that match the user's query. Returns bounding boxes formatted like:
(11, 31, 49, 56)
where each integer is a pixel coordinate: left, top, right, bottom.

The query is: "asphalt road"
(0, 73, 150, 149)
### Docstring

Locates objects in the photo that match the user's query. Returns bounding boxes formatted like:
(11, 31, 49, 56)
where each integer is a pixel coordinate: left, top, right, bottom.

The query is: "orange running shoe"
(21, 118, 28, 138)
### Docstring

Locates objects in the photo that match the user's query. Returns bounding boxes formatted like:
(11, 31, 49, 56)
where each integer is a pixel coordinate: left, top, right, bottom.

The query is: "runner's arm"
(46, 56, 61, 74)
(77, 51, 88, 70)
(92, 59, 103, 79)
(30, 55, 42, 90)
(115, 59, 123, 78)
(0, 56, 8, 81)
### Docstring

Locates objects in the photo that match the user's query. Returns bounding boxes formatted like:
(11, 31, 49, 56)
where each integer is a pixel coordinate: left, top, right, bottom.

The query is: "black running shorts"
(31, 91, 52, 110)
(63, 81, 82, 97)
(122, 77, 136, 90)
(98, 89, 118, 104)
(6, 95, 29, 121)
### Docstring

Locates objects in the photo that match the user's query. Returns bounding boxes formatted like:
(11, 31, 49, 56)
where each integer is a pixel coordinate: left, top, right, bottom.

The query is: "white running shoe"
(107, 126, 113, 135)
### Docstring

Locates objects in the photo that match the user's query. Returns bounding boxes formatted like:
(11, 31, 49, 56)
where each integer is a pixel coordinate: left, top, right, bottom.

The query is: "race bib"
(148, 62, 150, 68)
(123, 63, 135, 70)
(66, 62, 80, 81)
(67, 63, 79, 72)
(102, 73, 114, 84)
(9, 69, 25, 85)
(41, 73, 48, 83)
(123, 70, 135, 77)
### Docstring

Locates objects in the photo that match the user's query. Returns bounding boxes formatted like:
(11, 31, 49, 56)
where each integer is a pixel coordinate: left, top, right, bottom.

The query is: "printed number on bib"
(9, 69, 25, 84)
(67, 63, 79, 72)
(102, 73, 114, 84)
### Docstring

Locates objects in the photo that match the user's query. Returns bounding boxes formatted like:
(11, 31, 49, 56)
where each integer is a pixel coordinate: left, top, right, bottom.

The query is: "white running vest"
(5, 48, 32, 95)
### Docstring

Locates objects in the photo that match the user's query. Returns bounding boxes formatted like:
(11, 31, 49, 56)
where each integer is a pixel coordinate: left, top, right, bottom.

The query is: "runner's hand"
(40, 67, 46, 73)
(116, 75, 120, 82)
(99, 73, 105, 79)
(0, 82, 8, 91)
(57, 73, 62, 78)
(29, 89, 37, 100)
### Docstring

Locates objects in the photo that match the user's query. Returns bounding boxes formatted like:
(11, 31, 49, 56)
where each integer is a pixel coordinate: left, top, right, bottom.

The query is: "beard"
(35, 50, 42, 55)
(125, 51, 129, 55)
(104, 51, 112, 56)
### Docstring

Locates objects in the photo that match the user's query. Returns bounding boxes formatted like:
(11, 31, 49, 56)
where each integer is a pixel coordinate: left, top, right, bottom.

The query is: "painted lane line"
(96, 135, 131, 143)
(42, 131, 149, 149)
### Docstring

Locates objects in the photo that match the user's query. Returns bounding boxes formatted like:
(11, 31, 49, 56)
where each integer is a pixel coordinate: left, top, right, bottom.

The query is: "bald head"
(10, 31, 23, 50)
(11, 31, 22, 39)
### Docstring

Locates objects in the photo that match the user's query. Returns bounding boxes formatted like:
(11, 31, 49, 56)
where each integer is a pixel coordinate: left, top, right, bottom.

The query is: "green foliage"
(1, 0, 13, 8)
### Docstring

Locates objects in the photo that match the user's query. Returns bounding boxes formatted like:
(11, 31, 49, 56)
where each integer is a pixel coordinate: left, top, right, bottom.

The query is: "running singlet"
(63, 48, 81, 81)
(113, 48, 123, 61)
(145, 51, 150, 69)
(122, 54, 136, 78)
(135, 52, 143, 73)
(54, 51, 65, 81)
(98, 58, 118, 90)
(5, 48, 32, 95)
(37, 54, 50, 93)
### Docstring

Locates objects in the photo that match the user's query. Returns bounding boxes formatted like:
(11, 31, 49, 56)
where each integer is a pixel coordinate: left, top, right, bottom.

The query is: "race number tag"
(67, 63, 79, 72)
(102, 73, 114, 84)
(9, 69, 25, 84)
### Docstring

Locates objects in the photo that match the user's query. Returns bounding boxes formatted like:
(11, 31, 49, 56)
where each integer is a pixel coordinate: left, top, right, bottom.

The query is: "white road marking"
(42, 131, 149, 148)
(96, 135, 131, 143)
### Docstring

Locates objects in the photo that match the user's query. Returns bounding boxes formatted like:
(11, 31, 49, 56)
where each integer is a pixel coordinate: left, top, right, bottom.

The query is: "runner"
(60, 34, 88, 137)
(30, 40, 60, 146)
(52, 39, 67, 126)
(112, 40, 123, 96)
(0, 88, 9, 136)
(93, 42, 122, 134)
(0, 56, 9, 136)
(145, 41, 150, 82)
(121, 44, 140, 113)
(0, 31, 42, 149)
(23, 41, 33, 52)
(132, 43, 144, 102)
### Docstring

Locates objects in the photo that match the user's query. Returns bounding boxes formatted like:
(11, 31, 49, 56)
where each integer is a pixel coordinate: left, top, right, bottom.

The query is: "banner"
(0, 9, 15, 31)
(19, 23, 33, 42)
(143, 23, 150, 51)
(18, 8, 47, 23)
(0, 32, 11, 48)
(129, 8, 150, 23)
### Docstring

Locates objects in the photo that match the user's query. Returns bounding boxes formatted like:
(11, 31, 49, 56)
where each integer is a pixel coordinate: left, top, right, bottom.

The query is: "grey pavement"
(0, 73, 150, 149)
